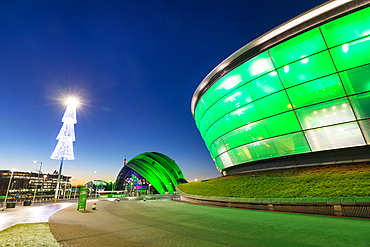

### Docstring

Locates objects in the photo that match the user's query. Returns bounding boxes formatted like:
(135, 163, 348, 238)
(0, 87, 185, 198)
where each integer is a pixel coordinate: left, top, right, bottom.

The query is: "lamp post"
(40, 175, 47, 205)
(2, 169, 15, 211)
(32, 161, 43, 205)
(94, 171, 99, 199)
(63, 176, 66, 200)
(73, 180, 76, 200)
(68, 180, 72, 201)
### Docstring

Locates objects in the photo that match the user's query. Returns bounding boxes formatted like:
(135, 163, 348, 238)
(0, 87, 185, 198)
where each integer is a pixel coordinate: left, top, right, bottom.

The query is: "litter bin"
(7, 202, 16, 208)
(23, 200, 32, 206)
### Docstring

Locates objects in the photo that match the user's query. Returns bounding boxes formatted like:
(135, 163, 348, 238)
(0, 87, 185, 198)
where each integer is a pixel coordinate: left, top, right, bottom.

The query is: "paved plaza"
(0, 202, 75, 231)
(49, 199, 370, 247)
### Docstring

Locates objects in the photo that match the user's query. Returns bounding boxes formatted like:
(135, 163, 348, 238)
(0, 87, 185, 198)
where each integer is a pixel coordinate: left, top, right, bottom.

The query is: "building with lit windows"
(0, 170, 71, 196)
(191, 1, 370, 175)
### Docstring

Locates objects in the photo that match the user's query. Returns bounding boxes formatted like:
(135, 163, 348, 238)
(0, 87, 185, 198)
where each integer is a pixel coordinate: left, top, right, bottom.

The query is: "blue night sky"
(0, 0, 325, 184)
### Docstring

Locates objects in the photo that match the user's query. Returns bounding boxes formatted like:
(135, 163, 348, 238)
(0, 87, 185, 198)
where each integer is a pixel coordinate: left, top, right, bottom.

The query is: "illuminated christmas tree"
(51, 98, 78, 198)
(51, 99, 78, 160)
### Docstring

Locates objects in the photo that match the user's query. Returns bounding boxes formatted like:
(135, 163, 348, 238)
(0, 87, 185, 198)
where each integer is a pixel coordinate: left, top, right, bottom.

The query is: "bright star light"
(66, 98, 79, 107)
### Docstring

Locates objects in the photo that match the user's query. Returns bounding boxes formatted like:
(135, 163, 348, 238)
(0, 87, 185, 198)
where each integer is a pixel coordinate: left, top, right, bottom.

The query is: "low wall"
(175, 187, 370, 218)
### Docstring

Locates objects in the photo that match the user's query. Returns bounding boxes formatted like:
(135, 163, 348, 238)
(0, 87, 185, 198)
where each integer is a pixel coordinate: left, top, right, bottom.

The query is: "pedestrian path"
(0, 202, 75, 231)
(49, 199, 370, 247)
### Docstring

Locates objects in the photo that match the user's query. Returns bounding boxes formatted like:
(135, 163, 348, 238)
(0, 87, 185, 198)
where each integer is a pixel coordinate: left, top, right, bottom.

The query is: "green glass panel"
(269, 28, 327, 68)
(349, 92, 370, 119)
(194, 103, 203, 129)
(198, 51, 274, 120)
(221, 111, 301, 151)
(295, 98, 355, 130)
(287, 74, 345, 108)
(196, 66, 244, 119)
(228, 132, 310, 165)
(339, 64, 370, 95)
(204, 91, 291, 148)
(330, 36, 370, 71)
(237, 51, 274, 83)
(278, 51, 336, 88)
(199, 71, 283, 135)
(198, 110, 213, 138)
(305, 121, 365, 151)
(194, 97, 207, 127)
(247, 70, 283, 97)
(359, 119, 370, 145)
(215, 156, 227, 171)
(218, 152, 234, 169)
(321, 6, 370, 48)
(196, 50, 274, 131)
(210, 138, 227, 159)
(210, 144, 219, 160)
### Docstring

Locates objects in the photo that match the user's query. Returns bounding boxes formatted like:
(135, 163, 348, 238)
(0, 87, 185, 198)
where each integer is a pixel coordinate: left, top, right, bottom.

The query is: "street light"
(68, 179, 72, 201)
(2, 169, 15, 211)
(63, 176, 67, 200)
(94, 171, 99, 199)
(40, 175, 47, 205)
(32, 161, 43, 205)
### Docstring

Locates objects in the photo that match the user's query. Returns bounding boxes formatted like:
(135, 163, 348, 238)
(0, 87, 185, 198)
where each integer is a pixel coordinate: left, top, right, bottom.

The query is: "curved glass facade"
(193, 6, 370, 172)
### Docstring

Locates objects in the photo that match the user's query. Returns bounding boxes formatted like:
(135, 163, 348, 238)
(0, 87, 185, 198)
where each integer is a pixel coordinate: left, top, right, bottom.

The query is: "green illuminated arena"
(191, 1, 370, 175)
(115, 152, 186, 194)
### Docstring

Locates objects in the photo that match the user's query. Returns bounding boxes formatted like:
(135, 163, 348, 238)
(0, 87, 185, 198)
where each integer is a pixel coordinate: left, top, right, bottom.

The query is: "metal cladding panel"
(128, 160, 167, 194)
(116, 152, 186, 194)
(192, 3, 370, 174)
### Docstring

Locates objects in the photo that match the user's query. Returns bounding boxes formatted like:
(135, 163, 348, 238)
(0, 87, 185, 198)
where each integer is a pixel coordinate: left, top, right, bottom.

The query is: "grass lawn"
(178, 163, 370, 198)
(0, 223, 59, 247)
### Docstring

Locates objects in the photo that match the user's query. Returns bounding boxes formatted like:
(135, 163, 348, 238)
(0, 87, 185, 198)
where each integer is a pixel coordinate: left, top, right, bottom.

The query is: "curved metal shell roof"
(116, 152, 186, 194)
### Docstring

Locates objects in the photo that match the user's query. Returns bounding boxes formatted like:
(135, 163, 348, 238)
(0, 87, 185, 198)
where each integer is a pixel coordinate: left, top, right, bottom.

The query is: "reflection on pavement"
(0, 202, 75, 231)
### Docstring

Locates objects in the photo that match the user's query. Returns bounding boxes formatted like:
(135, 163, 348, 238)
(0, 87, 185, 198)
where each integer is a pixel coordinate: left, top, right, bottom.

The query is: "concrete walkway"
(49, 199, 370, 247)
(0, 202, 75, 231)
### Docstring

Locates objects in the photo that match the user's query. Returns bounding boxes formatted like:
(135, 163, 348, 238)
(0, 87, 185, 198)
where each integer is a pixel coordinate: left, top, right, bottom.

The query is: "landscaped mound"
(178, 164, 370, 198)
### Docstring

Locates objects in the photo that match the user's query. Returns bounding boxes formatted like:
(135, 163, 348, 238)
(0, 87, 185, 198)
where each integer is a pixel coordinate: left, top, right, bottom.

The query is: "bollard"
(143, 197, 146, 202)
(92, 202, 96, 210)
(117, 197, 120, 202)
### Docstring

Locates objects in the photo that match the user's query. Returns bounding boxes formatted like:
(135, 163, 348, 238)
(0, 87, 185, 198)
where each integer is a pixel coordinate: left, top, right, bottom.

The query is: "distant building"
(0, 170, 71, 196)
(85, 180, 108, 195)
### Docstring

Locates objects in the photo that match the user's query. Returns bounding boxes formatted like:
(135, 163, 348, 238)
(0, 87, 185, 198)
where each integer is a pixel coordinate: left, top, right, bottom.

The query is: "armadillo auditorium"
(191, 0, 370, 175)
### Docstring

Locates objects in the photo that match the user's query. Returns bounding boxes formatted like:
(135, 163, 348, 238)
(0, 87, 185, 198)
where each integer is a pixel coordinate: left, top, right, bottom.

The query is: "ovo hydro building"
(191, 1, 370, 175)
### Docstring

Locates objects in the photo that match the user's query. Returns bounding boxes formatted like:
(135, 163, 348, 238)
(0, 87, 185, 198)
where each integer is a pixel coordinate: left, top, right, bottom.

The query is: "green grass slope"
(178, 163, 370, 198)
(0, 223, 60, 247)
